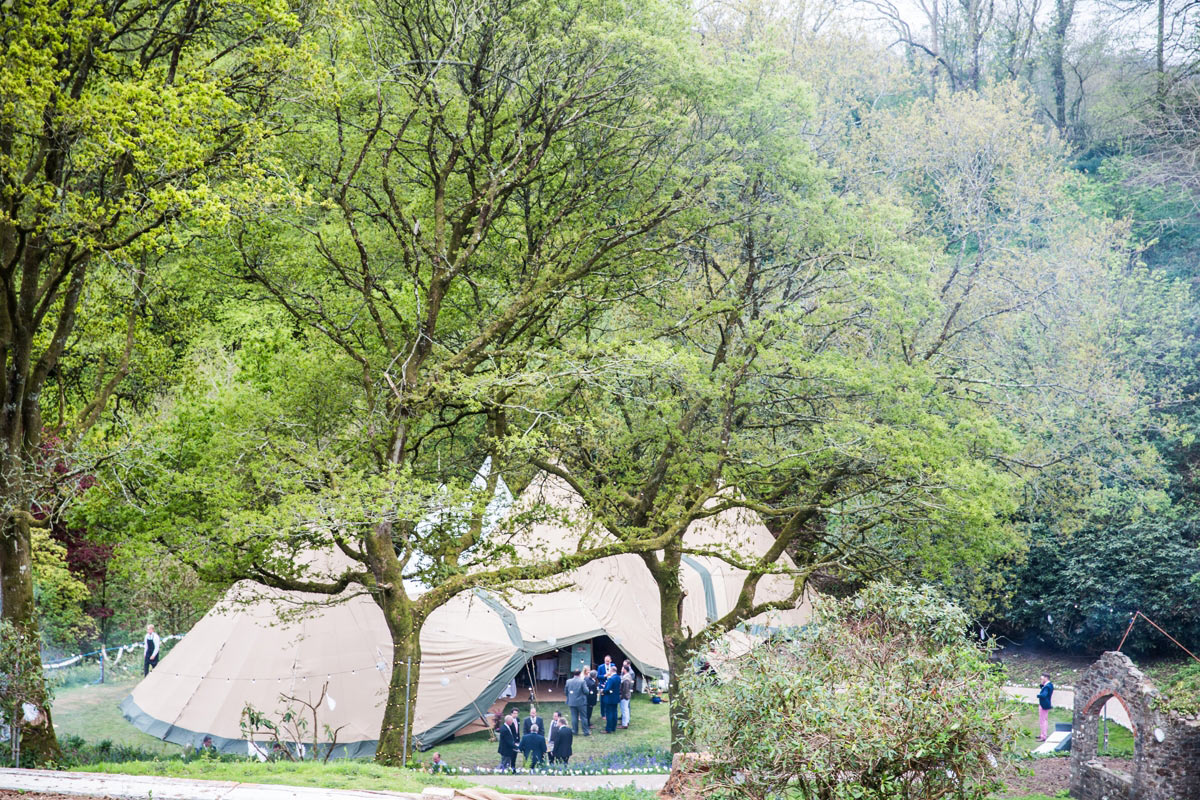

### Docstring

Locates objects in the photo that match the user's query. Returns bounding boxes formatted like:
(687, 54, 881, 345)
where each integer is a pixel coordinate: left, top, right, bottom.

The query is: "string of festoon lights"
(163, 635, 586, 687)
(161, 660, 448, 682)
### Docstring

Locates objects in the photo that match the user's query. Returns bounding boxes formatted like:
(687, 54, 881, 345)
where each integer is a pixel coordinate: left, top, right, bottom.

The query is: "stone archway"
(1070, 651, 1200, 800)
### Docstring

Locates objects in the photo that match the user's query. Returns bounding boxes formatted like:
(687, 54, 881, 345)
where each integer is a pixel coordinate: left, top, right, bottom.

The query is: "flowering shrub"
(429, 764, 671, 775)
(425, 745, 672, 775)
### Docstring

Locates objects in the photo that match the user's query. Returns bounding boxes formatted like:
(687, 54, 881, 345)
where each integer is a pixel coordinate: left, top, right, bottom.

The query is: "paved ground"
(0, 770, 430, 800)
(0, 768, 665, 800)
(1002, 684, 1131, 729)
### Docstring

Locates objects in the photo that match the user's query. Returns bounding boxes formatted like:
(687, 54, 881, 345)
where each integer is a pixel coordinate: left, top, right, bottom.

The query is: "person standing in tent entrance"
(1037, 673, 1055, 741)
(519, 722, 547, 769)
(584, 667, 599, 729)
(497, 712, 519, 772)
(597, 653, 614, 680)
(143, 624, 163, 675)
(618, 665, 634, 728)
(601, 666, 621, 733)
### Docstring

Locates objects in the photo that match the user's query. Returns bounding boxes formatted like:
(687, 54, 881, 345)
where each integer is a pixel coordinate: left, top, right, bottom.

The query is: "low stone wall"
(1075, 760, 1133, 800)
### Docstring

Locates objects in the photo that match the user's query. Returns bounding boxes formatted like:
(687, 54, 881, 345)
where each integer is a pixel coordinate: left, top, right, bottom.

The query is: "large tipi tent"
(122, 472, 812, 756)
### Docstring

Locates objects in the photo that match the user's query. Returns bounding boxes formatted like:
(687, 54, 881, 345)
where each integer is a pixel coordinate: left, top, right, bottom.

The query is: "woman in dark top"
(1037, 673, 1054, 741)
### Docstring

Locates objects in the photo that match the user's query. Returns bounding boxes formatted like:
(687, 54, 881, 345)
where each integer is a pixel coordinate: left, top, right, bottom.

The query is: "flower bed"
(427, 745, 672, 776)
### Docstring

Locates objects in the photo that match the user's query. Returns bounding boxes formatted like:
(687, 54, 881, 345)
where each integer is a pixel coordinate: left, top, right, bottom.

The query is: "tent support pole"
(401, 659, 412, 764)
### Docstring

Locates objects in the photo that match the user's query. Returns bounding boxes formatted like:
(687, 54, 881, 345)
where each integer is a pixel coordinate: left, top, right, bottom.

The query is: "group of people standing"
(564, 654, 635, 735)
(495, 654, 637, 771)
(496, 707, 574, 770)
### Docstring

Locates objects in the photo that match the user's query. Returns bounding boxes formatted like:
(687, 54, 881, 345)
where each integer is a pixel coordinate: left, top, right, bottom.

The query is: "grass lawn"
(421, 695, 669, 771)
(74, 759, 470, 792)
(51, 675, 182, 756)
(1008, 702, 1133, 756)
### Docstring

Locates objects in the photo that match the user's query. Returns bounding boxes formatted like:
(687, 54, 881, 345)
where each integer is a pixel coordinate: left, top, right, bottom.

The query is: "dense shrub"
(1156, 662, 1200, 716)
(56, 734, 246, 767)
(1008, 514, 1200, 655)
(680, 582, 1017, 800)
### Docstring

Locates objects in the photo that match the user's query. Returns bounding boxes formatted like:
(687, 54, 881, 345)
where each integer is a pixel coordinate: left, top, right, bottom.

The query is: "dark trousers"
(143, 652, 158, 676)
(604, 702, 618, 732)
(570, 706, 589, 734)
(499, 753, 515, 772)
(586, 702, 596, 726)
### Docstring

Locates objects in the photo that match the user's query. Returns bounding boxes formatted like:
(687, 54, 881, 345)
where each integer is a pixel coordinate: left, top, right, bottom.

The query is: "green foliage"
(1154, 663, 1200, 717)
(1010, 507, 1200, 654)
(55, 734, 237, 767)
(30, 0, 1200, 765)
(31, 529, 97, 649)
(680, 583, 1017, 800)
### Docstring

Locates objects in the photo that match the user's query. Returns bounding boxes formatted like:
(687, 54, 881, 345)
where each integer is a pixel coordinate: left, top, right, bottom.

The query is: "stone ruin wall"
(1071, 651, 1200, 800)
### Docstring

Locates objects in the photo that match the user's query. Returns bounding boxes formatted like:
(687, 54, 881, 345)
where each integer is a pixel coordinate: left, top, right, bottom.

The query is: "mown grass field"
(51, 675, 181, 756)
(418, 695, 670, 771)
(76, 758, 470, 792)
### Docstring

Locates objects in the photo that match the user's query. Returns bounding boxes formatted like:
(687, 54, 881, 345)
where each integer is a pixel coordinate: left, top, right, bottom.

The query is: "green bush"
(1155, 662, 1200, 716)
(55, 734, 244, 767)
(680, 582, 1017, 800)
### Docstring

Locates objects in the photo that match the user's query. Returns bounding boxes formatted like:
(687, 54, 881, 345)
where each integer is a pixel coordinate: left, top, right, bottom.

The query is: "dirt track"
(998, 756, 1132, 798)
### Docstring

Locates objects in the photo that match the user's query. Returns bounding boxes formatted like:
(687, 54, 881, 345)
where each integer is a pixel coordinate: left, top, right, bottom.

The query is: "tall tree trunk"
(663, 636, 692, 754)
(363, 518, 423, 766)
(0, 516, 60, 762)
(1157, 0, 1167, 111)
(647, 550, 690, 753)
(1049, 0, 1075, 138)
(376, 598, 422, 766)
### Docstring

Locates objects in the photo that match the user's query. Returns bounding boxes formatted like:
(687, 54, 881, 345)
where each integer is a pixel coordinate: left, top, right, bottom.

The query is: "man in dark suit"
(565, 669, 589, 735)
(523, 705, 545, 737)
(584, 668, 599, 728)
(601, 669, 621, 733)
(551, 719, 574, 765)
(497, 712, 519, 772)
(519, 723, 547, 769)
(547, 710, 564, 754)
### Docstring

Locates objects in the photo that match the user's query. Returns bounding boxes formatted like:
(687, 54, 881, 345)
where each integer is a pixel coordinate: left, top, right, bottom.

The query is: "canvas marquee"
(121, 472, 813, 756)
